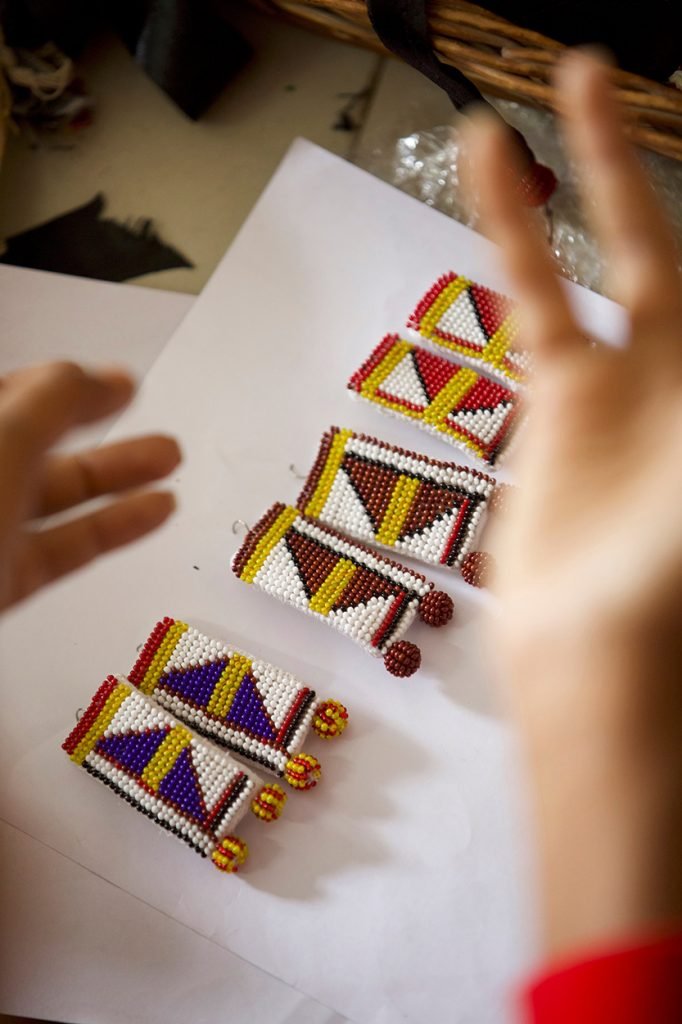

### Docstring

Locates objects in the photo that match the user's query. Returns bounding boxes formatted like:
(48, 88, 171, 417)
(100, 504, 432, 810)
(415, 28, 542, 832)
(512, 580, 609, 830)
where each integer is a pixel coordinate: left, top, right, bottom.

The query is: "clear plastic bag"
(362, 99, 682, 294)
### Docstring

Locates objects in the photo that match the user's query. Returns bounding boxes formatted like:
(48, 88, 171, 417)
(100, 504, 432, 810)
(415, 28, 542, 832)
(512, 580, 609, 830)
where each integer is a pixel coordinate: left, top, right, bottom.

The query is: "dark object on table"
(0, 0, 252, 119)
(0, 193, 193, 281)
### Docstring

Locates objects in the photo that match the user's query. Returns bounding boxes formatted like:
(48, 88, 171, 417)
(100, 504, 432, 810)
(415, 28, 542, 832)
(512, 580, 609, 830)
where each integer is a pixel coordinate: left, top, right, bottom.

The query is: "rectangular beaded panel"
(128, 617, 320, 778)
(232, 503, 431, 659)
(347, 334, 521, 467)
(298, 427, 495, 568)
(408, 272, 530, 386)
(63, 676, 260, 865)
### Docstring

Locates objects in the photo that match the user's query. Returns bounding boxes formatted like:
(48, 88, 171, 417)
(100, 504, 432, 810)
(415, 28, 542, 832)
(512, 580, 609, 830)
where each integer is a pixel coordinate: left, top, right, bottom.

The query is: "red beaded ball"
(517, 161, 557, 207)
(489, 482, 515, 517)
(419, 589, 454, 627)
(384, 641, 421, 677)
(461, 551, 493, 589)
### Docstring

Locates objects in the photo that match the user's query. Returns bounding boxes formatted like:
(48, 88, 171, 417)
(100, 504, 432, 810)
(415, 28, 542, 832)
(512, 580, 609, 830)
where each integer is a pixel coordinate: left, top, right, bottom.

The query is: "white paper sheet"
(0, 267, 341, 1023)
(0, 264, 192, 450)
(0, 141, 626, 1023)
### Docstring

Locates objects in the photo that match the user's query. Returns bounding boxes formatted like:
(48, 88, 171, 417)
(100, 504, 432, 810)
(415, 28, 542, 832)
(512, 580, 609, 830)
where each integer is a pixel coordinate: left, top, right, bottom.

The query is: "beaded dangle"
(298, 427, 501, 585)
(232, 503, 454, 678)
(347, 334, 521, 467)
(63, 676, 286, 873)
(408, 272, 531, 386)
(129, 617, 348, 791)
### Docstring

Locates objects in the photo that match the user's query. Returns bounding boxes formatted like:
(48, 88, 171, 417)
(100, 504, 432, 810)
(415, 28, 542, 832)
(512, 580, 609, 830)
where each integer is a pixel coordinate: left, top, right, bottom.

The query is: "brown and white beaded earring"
(295, 427, 511, 589)
(232, 502, 454, 678)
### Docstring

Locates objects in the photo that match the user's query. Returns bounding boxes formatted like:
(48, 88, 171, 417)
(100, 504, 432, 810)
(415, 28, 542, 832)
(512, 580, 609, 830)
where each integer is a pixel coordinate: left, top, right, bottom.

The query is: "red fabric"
(523, 931, 682, 1023)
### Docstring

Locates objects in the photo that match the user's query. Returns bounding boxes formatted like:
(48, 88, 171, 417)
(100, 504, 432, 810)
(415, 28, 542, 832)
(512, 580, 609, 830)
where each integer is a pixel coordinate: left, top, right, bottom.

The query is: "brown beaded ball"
(419, 589, 454, 627)
(488, 482, 515, 517)
(461, 551, 493, 589)
(384, 641, 421, 677)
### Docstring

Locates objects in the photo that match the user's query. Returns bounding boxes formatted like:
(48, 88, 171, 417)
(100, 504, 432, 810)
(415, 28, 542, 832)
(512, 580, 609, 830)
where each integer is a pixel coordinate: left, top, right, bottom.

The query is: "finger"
(0, 362, 135, 532)
(462, 110, 579, 361)
(0, 362, 135, 458)
(8, 490, 176, 607)
(36, 435, 182, 517)
(556, 51, 682, 321)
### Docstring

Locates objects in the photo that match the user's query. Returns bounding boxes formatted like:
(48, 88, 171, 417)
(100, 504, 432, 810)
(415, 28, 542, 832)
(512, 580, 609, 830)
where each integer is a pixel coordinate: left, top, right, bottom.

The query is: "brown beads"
(488, 482, 516, 518)
(419, 590, 454, 628)
(460, 551, 493, 589)
(384, 641, 421, 677)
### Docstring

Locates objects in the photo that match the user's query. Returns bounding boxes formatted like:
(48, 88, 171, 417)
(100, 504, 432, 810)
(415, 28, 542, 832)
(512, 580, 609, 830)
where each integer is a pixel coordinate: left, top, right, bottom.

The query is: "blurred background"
(0, 0, 680, 295)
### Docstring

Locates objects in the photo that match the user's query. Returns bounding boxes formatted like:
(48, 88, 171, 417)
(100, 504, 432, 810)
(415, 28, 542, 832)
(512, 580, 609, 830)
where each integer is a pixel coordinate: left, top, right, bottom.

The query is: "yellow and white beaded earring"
(232, 502, 454, 678)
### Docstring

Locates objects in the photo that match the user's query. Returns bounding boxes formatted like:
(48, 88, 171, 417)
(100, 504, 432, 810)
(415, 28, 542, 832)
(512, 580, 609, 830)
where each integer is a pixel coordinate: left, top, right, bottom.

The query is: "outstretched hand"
(465, 52, 682, 955)
(0, 361, 180, 611)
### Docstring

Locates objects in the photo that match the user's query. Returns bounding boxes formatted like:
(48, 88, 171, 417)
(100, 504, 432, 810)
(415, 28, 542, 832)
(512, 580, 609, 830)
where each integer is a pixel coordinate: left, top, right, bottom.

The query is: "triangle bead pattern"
(347, 335, 521, 468)
(232, 503, 455, 678)
(62, 675, 275, 873)
(407, 271, 531, 386)
(297, 427, 497, 573)
(128, 617, 348, 786)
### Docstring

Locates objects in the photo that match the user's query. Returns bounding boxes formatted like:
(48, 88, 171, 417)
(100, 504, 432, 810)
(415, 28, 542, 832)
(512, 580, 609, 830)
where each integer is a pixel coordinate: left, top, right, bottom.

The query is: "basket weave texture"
(250, 0, 682, 162)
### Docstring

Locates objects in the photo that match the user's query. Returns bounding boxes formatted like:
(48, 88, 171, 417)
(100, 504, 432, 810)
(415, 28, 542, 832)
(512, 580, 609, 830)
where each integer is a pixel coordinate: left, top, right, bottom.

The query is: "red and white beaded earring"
(63, 676, 287, 873)
(407, 271, 530, 387)
(296, 427, 510, 587)
(128, 617, 349, 792)
(232, 503, 454, 678)
(347, 334, 522, 468)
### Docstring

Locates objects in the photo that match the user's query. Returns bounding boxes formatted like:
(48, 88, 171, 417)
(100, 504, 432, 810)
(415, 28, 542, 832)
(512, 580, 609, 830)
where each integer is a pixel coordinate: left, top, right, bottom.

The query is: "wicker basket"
(250, 0, 682, 163)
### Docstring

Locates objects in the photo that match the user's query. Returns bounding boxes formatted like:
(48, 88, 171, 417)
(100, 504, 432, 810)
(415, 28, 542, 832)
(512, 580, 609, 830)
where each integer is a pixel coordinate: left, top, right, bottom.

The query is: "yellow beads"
(284, 753, 322, 790)
(211, 836, 249, 873)
(312, 700, 349, 740)
(239, 506, 299, 584)
(305, 428, 353, 518)
(139, 621, 189, 694)
(140, 726, 192, 791)
(376, 476, 421, 547)
(69, 683, 129, 765)
(417, 274, 470, 343)
(251, 784, 287, 822)
(207, 654, 252, 718)
(308, 558, 356, 616)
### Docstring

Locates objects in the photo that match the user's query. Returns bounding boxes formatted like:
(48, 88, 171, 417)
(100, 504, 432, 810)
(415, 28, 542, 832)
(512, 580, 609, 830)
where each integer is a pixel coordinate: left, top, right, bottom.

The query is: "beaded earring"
(63, 676, 286, 873)
(347, 334, 521, 467)
(297, 427, 503, 586)
(129, 617, 348, 791)
(232, 503, 454, 678)
(408, 272, 530, 386)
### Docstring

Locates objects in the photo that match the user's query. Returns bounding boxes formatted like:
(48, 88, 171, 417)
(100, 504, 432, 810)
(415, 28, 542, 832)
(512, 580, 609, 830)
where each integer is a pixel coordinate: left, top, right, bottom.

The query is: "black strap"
(366, 0, 547, 182)
(367, 0, 484, 112)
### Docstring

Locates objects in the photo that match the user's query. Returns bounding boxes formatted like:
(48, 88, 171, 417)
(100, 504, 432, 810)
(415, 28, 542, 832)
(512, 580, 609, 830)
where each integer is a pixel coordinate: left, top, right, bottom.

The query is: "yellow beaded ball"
(251, 784, 287, 822)
(211, 835, 248, 873)
(312, 699, 349, 740)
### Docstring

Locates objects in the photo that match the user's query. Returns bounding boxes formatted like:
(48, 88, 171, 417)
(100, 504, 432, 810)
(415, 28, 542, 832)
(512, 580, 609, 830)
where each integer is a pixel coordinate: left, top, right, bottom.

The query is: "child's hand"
(0, 361, 180, 611)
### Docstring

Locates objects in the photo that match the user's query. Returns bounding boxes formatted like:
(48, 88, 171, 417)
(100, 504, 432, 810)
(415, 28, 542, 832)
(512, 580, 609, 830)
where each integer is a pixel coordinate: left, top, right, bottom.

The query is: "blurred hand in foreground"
(0, 361, 180, 611)
(465, 52, 682, 957)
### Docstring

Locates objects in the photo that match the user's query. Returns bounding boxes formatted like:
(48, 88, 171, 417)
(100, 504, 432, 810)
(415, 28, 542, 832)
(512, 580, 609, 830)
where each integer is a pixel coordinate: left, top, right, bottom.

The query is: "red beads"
(418, 590, 454, 627)
(460, 551, 493, 589)
(384, 641, 421, 678)
(516, 160, 557, 208)
(489, 482, 515, 518)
